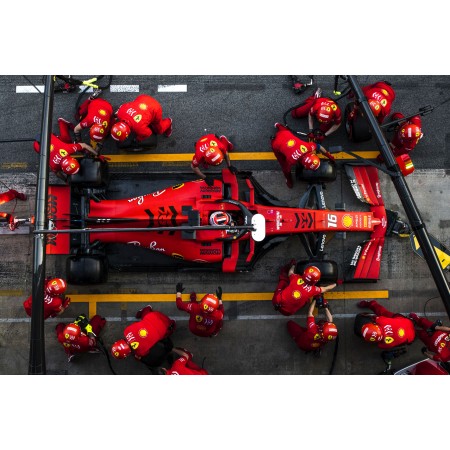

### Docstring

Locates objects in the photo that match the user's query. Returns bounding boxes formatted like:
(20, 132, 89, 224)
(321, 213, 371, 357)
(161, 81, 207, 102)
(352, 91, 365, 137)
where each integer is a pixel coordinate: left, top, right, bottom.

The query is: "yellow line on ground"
(105, 151, 379, 163)
(0, 289, 24, 296)
(70, 291, 388, 315)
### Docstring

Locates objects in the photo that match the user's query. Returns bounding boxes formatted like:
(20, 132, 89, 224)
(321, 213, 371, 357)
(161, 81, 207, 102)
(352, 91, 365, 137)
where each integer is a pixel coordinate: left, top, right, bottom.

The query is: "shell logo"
(381, 89, 388, 96)
(210, 140, 218, 147)
(102, 120, 108, 128)
(384, 336, 394, 344)
(200, 137, 208, 142)
(441, 342, 446, 348)
(138, 328, 148, 338)
(287, 139, 296, 148)
(300, 145, 308, 153)
(292, 290, 301, 299)
(171, 183, 184, 190)
(397, 328, 405, 338)
(134, 114, 142, 123)
(99, 109, 106, 116)
(138, 103, 148, 110)
(311, 343, 320, 348)
(131, 341, 139, 349)
(342, 214, 353, 228)
(50, 144, 54, 151)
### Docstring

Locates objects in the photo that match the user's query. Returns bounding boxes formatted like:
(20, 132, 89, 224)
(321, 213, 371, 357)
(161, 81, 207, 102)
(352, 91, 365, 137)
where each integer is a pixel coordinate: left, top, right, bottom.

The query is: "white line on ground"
(157, 85, 187, 92)
(16, 86, 44, 93)
(0, 312, 445, 323)
(110, 85, 139, 93)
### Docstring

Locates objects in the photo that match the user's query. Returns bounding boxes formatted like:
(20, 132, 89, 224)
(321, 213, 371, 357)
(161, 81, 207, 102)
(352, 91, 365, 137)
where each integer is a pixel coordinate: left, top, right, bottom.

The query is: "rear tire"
(69, 157, 109, 188)
(66, 254, 108, 284)
(296, 259, 338, 284)
(296, 160, 337, 183)
(345, 102, 372, 142)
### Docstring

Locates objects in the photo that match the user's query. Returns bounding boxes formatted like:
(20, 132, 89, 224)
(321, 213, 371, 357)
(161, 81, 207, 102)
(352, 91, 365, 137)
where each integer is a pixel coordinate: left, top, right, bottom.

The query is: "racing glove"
(216, 286, 223, 300)
(204, 177, 214, 187)
(315, 133, 325, 143)
(74, 131, 81, 143)
(176, 282, 185, 293)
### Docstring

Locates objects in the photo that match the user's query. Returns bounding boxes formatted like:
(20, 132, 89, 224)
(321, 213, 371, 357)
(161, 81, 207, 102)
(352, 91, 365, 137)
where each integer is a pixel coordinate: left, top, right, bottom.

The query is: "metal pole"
(347, 75, 450, 316)
(28, 75, 54, 374)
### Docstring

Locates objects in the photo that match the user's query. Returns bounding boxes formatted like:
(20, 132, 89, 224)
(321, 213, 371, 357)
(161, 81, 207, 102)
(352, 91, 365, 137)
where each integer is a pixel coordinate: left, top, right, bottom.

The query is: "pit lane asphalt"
(0, 75, 448, 375)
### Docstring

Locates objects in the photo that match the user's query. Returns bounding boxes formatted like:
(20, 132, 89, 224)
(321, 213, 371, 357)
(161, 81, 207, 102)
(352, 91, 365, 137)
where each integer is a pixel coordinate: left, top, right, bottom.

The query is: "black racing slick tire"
(66, 255, 108, 284)
(295, 260, 338, 285)
(344, 102, 372, 143)
(295, 160, 337, 183)
(69, 157, 110, 188)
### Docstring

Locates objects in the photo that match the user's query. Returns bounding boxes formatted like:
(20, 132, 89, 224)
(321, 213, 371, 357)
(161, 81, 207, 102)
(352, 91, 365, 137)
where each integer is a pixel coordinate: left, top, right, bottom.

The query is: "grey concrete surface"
(0, 75, 448, 375)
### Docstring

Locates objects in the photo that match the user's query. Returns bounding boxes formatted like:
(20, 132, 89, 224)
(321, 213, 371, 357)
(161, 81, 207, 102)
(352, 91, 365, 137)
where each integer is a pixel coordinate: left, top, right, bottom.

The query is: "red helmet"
(111, 339, 132, 359)
(90, 124, 106, 142)
(315, 105, 333, 124)
(46, 278, 67, 295)
(60, 156, 80, 175)
(204, 147, 224, 166)
(361, 323, 383, 342)
(200, 294, 220, 313)
(303, 265, 321, 284)
(400, 123, 422, 142)
(63, 323, 81, 341)
(368, 99, 381, 116)
(301, 153, 321, 171)
(322, 322, 338, 340)
(209, 211, 231, 226)
(111, 121, 130, 142)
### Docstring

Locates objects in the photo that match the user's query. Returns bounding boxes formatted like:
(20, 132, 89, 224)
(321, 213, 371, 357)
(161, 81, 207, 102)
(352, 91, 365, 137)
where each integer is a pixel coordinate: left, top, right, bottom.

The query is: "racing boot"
(219, 135, 234, 151)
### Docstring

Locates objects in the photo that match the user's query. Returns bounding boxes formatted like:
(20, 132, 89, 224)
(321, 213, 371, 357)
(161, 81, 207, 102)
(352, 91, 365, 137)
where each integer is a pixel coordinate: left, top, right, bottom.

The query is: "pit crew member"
(272, 260, 336, 316)
(191, 133, 237, 184)
(162, 347, 209, 375)
(0, 188, 27, 231)
(175, 283, 224, 337)
(111, 305, 176, 371)
(388, 112, 423, 157)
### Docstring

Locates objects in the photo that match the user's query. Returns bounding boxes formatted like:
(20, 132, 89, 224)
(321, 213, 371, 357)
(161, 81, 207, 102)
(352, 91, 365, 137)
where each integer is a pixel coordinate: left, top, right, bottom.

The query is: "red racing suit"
(362, 81, 396, 124)
(192, 134, 233, 169)
(77, 98, 113, 132)
(291, 96, 342, 133)
(287, 317, 329, 351)
(56, 315, 106, 357)
(176, 295, 224, 337)
(414, 316, 450, 363)
(389, 113, 423, 156)
(48, 135, 84, 172)
(123, 309, 175, 360)
(115, 94, 172, 141)
(166, 354, 209, 375)
(272, 266, 322, 316)
(362, 301, 415, 349)
(24, 293, 70, 320)
(0, 189, 27, 230)
(271, 123, 318, 183)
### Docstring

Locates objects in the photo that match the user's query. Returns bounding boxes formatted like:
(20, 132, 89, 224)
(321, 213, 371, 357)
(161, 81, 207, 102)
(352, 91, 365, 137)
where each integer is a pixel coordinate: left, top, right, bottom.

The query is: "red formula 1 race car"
(45, 158, 408, 284)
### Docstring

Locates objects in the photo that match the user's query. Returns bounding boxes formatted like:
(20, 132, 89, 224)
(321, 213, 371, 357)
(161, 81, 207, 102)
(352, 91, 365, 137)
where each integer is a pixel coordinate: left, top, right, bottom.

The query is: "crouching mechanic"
(111, 305, 176, 371)
(272, 259, 336, 316)
(73, 91, 114, 148)
(23, 277, 71, 320)
(408, 312, 450, 363)
(271, 123, 326, 188)
(388, 112, 423, 157)
(291, 88, 342, 140)
(55, 314, 106, 362)
(191, 133, 238, 185)
(175, 283, 224, 337)
(287, 296, 338, 356)
(162, 348, 209, 375)
(33, 118, 98, 182)
(111, 94, 172, 149)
